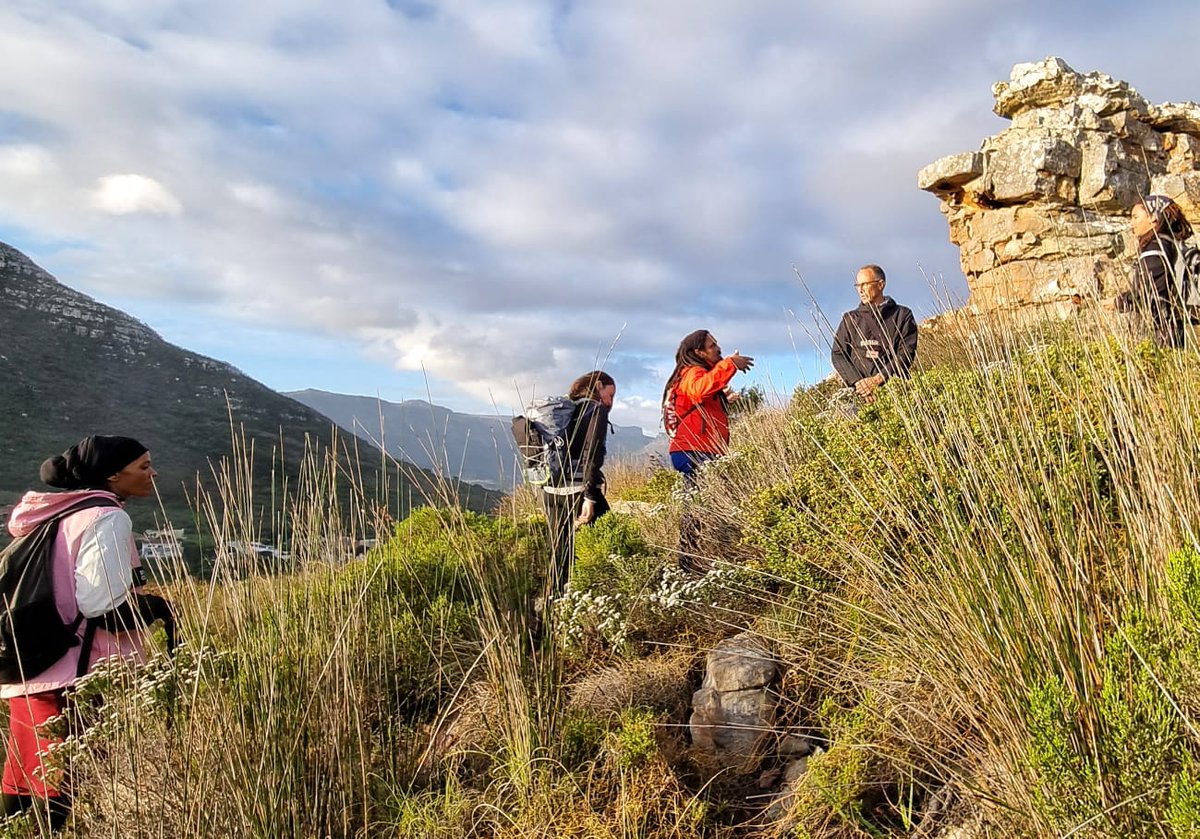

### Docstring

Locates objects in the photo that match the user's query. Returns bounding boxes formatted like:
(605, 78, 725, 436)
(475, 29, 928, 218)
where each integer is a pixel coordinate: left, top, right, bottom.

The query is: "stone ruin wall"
(919, 57, 1200, 318)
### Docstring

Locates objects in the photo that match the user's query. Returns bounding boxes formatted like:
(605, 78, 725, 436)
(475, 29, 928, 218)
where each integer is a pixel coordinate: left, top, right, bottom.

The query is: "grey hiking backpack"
(511, 396, 580, 487)
(1179, 242, 1200, 319)
(1143, 238, 1200, 315)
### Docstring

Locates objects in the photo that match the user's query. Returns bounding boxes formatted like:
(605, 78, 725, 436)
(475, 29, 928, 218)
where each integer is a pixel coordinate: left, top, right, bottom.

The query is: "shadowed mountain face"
(286, 389, 661, 490)
(0, 242, 500, 536)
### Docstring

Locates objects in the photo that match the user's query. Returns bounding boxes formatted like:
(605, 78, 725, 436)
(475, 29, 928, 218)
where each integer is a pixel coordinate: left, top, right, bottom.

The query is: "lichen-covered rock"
(920, 57, 1200, 318)
(918, 152, 983, 194)
(689, 631, 778, 766)
(993, 57, 1148, 120)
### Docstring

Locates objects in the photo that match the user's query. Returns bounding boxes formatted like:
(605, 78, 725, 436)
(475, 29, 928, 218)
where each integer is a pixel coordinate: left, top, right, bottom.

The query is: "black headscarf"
(40, 435, 149, 490)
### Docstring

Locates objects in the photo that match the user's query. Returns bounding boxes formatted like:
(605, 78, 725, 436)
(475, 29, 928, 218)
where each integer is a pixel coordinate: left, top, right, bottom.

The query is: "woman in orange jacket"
(663, 330, 753, 482)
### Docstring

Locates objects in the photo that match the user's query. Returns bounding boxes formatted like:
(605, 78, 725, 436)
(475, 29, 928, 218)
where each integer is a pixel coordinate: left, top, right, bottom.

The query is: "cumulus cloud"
(0, 144, 56, 178)
(90, 174, 183, 216)
(0, 0, 1198, 430)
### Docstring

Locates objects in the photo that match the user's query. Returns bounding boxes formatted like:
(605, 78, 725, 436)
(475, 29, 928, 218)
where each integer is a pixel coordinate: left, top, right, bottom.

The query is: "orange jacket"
(668, 359, 737, 455)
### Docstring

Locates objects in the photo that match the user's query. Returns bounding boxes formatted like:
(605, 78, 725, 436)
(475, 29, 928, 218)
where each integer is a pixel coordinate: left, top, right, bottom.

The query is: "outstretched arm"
(677, 358, 740, 402)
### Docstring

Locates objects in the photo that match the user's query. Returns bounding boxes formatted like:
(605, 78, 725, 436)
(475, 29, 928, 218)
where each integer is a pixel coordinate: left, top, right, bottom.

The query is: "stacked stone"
(919, 57, 1200, 316)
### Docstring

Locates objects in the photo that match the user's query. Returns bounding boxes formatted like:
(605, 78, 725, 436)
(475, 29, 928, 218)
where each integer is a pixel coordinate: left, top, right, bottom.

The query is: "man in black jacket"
(831, 265, 918, 403)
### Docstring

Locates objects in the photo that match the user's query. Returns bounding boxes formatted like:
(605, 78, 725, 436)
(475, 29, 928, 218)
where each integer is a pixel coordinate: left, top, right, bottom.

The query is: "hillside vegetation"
(15, 314, 1200, 838)
(0, 242, 501, 569)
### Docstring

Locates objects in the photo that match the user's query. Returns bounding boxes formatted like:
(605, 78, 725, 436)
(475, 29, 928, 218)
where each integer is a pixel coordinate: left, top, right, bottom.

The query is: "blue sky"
(2, 1, 1199, 431)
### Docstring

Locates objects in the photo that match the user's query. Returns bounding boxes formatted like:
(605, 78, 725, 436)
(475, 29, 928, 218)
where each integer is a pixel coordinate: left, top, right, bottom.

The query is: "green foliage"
(1026, 604, 1200, 836)
(800, 694, 872, 823)
(801, 746, 868, 826)
(1026, 677, 1101, 824)
(727, 385, 765, 419)
(560, 511, 760, 654)
(557, 513, 656, 653)
(739, 402, 924, 589)
(740, 340, 1155, 599)
(606, 708, 660, 771)
(616, 468, 683, 504)
(1168, 546, 1200, 632)
(332, 507, 546, 710)
(572, 512, 653, 594)
(561, 710, 611, 770)
(1168, 757, 1200, 838)
(383, 782, 473, 839)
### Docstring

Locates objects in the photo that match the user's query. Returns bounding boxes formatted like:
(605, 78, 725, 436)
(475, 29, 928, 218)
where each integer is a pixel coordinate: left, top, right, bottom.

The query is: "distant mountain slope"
(0, 242, 500, 536)
(287, 389, 659, 489)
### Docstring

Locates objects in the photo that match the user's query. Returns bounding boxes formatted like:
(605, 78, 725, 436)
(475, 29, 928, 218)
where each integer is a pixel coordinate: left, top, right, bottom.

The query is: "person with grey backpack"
(513, 371, 615, 595)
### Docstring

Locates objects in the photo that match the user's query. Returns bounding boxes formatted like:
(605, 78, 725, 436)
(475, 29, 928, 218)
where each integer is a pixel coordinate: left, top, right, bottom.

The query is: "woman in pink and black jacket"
(1, 435, 173, 830)
(664, 330, 754, 483)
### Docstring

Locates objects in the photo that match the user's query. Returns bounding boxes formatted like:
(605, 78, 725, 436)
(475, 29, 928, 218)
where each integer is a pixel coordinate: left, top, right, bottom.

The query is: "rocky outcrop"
(919, 58, 1200, 317)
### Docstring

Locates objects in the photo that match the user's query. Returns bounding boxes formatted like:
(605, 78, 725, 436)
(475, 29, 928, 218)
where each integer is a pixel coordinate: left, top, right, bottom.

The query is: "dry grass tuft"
(567, 650, 696, 721)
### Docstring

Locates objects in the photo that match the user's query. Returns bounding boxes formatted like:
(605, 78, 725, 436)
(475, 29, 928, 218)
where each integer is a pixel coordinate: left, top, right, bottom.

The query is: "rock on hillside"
(286, 389, 658, 490)
(919, 57, 1200, 317)
(0, 242, 500, 527)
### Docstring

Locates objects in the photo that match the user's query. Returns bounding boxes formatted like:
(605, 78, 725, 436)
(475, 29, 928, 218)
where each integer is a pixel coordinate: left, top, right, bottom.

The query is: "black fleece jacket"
(831, 296, 919, 386)
(567, 399, 609, 503)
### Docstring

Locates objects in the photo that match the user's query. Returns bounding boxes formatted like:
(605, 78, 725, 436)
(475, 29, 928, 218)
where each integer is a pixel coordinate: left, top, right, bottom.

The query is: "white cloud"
(228, 181, 288, 215)
(89, 174, 183, 216)
(0, 1, 1198, 430)
(0, 144, 56, 177)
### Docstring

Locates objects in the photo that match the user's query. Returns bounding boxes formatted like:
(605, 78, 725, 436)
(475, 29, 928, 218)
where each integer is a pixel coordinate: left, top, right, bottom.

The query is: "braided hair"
(662, 330, 729, 416)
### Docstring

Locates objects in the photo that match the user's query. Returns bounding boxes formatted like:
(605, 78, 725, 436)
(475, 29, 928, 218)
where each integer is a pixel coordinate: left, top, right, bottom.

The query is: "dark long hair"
(663, 329, 715, 403)
(568, 370, 615, 400)
(1138, 195, 1194, 248)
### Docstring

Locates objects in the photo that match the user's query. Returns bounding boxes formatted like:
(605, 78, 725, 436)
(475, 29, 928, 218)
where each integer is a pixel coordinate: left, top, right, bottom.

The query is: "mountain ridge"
(0, 242, 500, 555)
(287, 387, 664, 490)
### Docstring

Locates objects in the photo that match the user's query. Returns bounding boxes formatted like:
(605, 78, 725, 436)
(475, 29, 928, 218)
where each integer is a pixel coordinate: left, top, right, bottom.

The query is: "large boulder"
(920, 57, 1200, 319)
(993, 57, 1148, 121)
(689, 632, 779, 767)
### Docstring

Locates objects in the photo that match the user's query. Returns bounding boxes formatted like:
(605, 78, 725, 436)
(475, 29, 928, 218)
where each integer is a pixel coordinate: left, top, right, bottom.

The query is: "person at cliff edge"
(831, 264, 919, 403)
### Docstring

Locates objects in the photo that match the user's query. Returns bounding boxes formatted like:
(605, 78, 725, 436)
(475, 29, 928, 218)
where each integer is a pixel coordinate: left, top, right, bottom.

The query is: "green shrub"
(1026, 603, 1200, 836)
(606, 708, 660, 771)
(1168, 757, 1200, 838)
(1168, 546, 1200, 632)
(573, 512, 652, 592)
(617, 468, 682, 505)
(561, 710, 611, 770)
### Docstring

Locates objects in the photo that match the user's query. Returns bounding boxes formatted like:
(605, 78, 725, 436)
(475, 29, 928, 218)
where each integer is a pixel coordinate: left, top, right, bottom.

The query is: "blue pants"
(670, 451, 717, 484)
